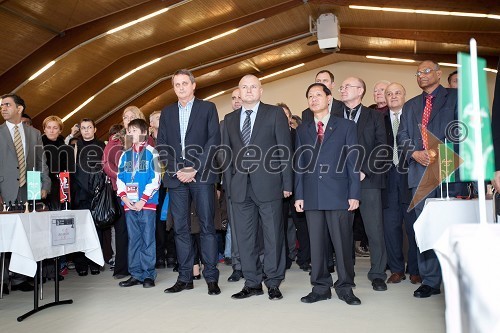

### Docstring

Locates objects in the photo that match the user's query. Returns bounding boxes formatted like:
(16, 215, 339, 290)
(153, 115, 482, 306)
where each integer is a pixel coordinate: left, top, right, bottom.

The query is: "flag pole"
(445, 138, 450, 199)
(469, 38, 487, 224)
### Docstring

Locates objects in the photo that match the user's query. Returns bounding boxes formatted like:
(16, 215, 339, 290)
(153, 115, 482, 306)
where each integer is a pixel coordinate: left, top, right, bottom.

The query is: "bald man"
(222, 75, 292, 300)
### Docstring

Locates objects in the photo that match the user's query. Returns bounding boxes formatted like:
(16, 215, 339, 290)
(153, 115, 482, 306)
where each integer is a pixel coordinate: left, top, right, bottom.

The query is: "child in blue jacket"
(116, 119, 161, 288)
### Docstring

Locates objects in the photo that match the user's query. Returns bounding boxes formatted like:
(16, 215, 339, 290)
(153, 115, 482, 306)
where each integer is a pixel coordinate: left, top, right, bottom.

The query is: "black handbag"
(90, 175, 121, 229)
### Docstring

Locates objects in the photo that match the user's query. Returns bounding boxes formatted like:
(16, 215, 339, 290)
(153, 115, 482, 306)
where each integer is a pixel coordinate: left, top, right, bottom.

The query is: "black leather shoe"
(119, 277, 142, 287)
(90, 268, 100, 275)
(338, 291, 361, 305)
(193, 274, 201, 280)
(207, 282, 221, 295)
(113, 274, 129, 280)
(11, 281, 34, 292)
(413, 284, 441, 298)
(155, 259, 166, 269)
(172, 263, 179, 272)
(301, 291, 331, 303)
(143, 278, 155, 288)
(231, 286, 264, 299)
(166, 258, 176, 268)
(227, 270, 243, 282)
(328, 265, 335, 273)
(372, 278, 388, 291)
(285, 257, 293, 270)
(1, 283, 9, 295)
(224, 257, 232, 266)
(164, 281, 194, 293)
(77, 270, 88, 276)
(299, 264, 312, 272)
(268, 287, 283, 300)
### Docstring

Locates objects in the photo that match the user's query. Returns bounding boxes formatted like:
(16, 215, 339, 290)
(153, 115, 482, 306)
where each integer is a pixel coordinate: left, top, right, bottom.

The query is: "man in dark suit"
(302, 69, 343, 273)
(222, 74, 292, 300)
(381, 83, 420, 285)
(302, 70, 344, 123)
(157, 69, 221, 296)
(295, 83, 361, 305)
(0, 93, 51, 292)
(397, 60, 462, 298)
(336, 77, 388, 292)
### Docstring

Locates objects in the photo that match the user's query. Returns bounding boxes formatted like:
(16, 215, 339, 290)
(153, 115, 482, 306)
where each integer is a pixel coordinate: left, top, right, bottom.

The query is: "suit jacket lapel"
(185, 99, 199, 136)
(0, 124, 16, 154)
(356, 106, 369, 137)
(249, 104, 266, 144)
(306, 120, 317, 143)
(429, 86, 446, 123)
(412, 96, 424, 126)
(171, 103, 181, 143)
(322, 115, 337, 143)
(23, 125, 31, 159)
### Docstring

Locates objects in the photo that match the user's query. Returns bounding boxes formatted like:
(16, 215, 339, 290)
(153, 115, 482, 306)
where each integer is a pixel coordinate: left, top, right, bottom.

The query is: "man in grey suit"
(222, 74, 293, 300)
(0, 93, 50, 292)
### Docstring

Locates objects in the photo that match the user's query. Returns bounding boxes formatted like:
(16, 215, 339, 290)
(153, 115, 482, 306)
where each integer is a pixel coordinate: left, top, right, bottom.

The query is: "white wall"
(210, 61, 497, 118)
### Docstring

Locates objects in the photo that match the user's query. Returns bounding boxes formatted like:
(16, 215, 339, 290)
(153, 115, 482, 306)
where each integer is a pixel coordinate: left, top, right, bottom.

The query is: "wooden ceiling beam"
(310, 0, 500, 14)
(342, 28, 500, 50)
(32, 0, 304, 129)
(0, 0, 182, 92)
(339, 48, 499, 68)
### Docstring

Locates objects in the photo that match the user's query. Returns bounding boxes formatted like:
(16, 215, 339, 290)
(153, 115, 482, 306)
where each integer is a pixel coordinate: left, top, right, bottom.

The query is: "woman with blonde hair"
(102, 106, 154, 279)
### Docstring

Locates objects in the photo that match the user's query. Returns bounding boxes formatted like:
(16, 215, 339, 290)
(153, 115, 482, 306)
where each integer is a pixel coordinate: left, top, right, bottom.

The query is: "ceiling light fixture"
(204, 91, 226, 101)
(484, 68, 498, 73)
(438, 62, 460, 67)
(349, 5, 500, 20)
(113, 58, 161, 84)
(62, 96, 96, 122)
(259, 63, 305, 81)
(366, 55, 415, 63)
(183, 29, 239, 51)
(28, 61, 56, 81)
(106, 8, 170, 34)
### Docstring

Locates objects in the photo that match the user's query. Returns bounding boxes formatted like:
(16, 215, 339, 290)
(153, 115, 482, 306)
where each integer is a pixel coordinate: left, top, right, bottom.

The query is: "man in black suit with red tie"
(157, 69, 221, 296)
(295, 83, 361, 305)
(222, 74, 293, 300)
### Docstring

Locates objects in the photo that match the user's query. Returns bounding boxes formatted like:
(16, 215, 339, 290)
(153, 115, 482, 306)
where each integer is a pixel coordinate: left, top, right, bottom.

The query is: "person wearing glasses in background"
(337, 77, 389, 293)
(398, 60, 467, 298)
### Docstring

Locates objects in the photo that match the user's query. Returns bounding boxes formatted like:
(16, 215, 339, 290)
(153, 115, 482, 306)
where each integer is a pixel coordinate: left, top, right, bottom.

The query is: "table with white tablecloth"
(0, 209, 104, 321)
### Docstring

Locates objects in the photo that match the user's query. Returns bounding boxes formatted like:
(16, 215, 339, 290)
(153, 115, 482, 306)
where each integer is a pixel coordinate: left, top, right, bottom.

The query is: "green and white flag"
(458, 52, 495, 181)
(27, 171, 41, 200)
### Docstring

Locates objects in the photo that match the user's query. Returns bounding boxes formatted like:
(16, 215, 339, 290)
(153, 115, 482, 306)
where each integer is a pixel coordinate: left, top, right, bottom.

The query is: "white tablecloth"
(413, 198, 494, 252)
(434, 224, 500, 333)
(0, 210, 104, 277)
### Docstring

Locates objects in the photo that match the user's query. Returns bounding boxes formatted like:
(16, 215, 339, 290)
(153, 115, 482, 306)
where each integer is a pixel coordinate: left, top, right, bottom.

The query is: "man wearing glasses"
(336, 77, 389, 293)
(398, 60, 466, 298)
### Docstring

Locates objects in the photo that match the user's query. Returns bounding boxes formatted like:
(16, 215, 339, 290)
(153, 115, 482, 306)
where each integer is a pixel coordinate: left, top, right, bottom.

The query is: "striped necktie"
(241, 110, 252, 145)
(14, 125, 26, 187)
(392, 112, 400, 165)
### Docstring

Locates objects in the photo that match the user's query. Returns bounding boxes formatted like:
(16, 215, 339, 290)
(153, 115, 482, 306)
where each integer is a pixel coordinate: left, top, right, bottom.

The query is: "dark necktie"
(317, 121, 324, 143)
(422, 95, 433, 150)
(241, 110, 252, 145)
(348, 108, 357, 121)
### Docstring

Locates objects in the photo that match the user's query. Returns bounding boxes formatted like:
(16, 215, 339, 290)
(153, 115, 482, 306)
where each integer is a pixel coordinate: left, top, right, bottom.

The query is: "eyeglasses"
(0, 102, 12, 107)
(415, 68, 436, 77)
(338, 85, 362, 92)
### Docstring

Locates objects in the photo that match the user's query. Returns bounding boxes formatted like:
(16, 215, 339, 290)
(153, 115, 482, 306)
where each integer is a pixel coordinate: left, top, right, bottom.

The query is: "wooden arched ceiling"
(0, 0, 498, 139)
